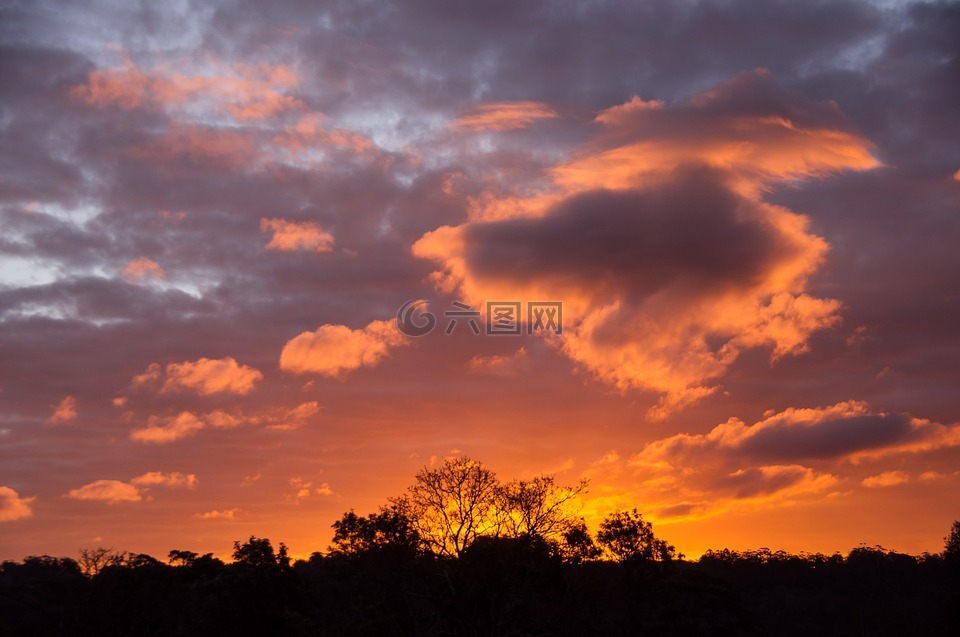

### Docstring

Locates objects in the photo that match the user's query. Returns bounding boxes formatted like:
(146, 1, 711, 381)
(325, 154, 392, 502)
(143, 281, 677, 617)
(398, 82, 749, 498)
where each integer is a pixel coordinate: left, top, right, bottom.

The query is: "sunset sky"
(2, 0, 959, 562)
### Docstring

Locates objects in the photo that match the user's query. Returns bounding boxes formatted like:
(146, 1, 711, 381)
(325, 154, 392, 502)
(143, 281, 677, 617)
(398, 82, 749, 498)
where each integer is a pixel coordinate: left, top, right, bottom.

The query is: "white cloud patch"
(260, 218, 335, 253)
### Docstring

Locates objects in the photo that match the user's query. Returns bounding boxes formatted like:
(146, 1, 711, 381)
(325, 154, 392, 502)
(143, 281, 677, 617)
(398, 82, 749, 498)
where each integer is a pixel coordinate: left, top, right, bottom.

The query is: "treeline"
(1, 458, 957, 636)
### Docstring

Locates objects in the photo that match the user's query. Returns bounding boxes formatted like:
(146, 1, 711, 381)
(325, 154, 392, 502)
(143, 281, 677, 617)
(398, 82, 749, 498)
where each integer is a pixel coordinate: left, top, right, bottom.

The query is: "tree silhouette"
(76, 547, 126, 577)
(1, 460, 953, 636)
(560, 520, 602, 564)
(498, 475, 588, 541)
(329, 507, 421, 556)
(167, 549, 199, 566)
(387, 456, 590, 558)
(945, 520, 960, 564)
(596, 509, 676, 562)
(232, 535, 289, 569)
(391, 456, 501, 557)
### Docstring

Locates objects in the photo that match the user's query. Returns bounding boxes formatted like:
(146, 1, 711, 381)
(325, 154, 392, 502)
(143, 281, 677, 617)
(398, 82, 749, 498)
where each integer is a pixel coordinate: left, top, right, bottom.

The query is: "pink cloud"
(71, 54, 304, 122)
(68, 52, 149, 109)
(451, 101, 559, 131)
(130, 124, 256, 170)
(260, 218, 335, 253)
(593, 95, 665, 125)
(48, 396, 77, 424)
(123, 257, 165, 281)
(273, 113, 375, 154)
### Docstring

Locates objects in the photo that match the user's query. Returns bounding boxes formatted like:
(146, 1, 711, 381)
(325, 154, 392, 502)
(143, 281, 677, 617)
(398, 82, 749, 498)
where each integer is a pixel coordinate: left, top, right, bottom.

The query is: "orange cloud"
(130, 403, 322, 443)
(48, 396, 77, 424)
(862, 471, 910, 488)
(415, 170, 840, 414)
(260, 218, 335, 253)
(413, 72, 879, 414)
(123, 257, 165, 281)
(561, 69, 879, 199)
(631, 401, 960, 466)
(130, 362, 162, 389)
(288, 477, 335, 503)
(131, 411, 205, 444)
(162, 357, 263, 395)
(0, 486, 35, 522)
(267, 401, 321, 431)
(468, 347, 529, 376)
(205, 410, 245, 429)
(196, 508, 241, 521)
(280, 319, 408, 377)
(66, 479, 142, 503)
(130, 471, 198, 489)
(66, 471, 197, 503)
(578, 448, 838, 526)
(451, 101, 558, 131)
(573, 401, 959, 524)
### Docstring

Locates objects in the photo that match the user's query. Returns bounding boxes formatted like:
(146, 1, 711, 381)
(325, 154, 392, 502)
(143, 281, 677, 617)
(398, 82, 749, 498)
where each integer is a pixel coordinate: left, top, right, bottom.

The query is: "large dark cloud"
(737, 413, 914, 461)
(464, 166, 798, 300)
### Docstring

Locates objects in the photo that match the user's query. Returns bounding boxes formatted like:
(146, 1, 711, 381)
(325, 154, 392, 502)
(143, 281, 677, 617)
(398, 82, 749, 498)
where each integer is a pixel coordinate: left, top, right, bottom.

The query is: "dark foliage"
(1, 470, 955, 637)
(1, 537, 954, 636)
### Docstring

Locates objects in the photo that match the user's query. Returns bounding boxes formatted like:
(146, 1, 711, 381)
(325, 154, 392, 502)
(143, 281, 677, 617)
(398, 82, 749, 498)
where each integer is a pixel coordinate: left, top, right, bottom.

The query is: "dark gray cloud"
(737, 413, 914, 461)
(720, 466, 811, 499)
(464, 166, 795, 300)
